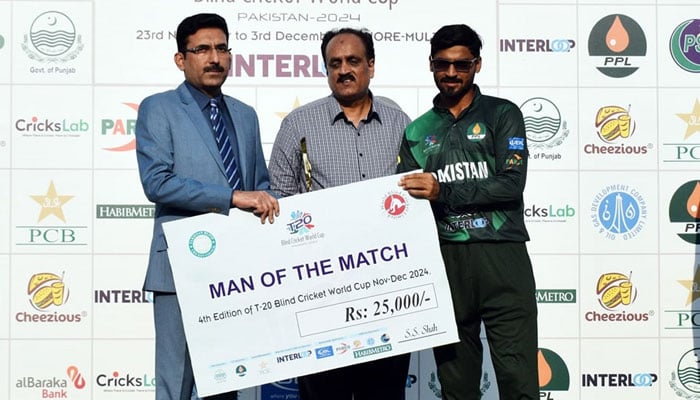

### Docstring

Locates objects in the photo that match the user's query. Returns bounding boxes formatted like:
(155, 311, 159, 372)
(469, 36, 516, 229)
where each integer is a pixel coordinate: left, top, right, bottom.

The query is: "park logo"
(188, 231, 216, 258)
(670, 348, 700, 396)
(668, 180, 700, 244)
(588, 14, 647, 78)
(100, 102, 138, 152)
(21, 11, 84, 62)
(382, 192, 408, 218)
(670, 19, 700, 73)
(590, 184, 647, 241)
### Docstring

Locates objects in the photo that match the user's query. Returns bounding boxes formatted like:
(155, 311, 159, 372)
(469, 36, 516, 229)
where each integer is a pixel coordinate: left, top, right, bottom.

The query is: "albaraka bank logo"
(584, 271, 653, 323)
(16, 180, 88, 246)
(16, 271, 86, 323)
(100, 102, 138, 152)
(16, 365, 86, 397)
(663, 99, 700, 163)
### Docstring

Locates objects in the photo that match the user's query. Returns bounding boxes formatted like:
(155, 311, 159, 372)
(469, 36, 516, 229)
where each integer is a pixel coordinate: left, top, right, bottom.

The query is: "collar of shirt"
(184, 81, 224, 112)
(329, 91, 382, 125)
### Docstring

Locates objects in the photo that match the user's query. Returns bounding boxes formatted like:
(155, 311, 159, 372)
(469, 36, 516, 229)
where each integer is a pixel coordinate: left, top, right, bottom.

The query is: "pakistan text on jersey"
(432, 161, 488, 183)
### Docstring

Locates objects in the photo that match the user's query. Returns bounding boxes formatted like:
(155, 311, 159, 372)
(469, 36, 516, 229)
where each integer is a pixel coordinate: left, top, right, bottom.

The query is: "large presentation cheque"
(163, 173, 459, 396)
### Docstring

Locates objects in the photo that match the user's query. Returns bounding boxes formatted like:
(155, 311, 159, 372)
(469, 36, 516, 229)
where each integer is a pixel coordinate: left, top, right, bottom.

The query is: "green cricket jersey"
(397, 85, 530, 243)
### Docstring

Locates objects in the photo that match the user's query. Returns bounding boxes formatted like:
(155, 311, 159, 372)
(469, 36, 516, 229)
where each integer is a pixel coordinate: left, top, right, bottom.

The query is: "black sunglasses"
(430, 57, 480, 72)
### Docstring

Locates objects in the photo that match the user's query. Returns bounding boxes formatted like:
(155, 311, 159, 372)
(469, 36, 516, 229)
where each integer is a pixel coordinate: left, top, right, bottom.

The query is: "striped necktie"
(209, 98, 241, 190)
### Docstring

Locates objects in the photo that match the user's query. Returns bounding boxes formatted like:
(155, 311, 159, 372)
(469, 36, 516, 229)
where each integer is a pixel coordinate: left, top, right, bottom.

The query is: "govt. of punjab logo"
(22, 11, 84, 62)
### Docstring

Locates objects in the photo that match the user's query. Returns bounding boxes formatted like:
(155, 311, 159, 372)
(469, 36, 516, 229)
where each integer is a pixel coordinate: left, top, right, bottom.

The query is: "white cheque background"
(3, 0, 700, 399)
(163, 174, 459, 396)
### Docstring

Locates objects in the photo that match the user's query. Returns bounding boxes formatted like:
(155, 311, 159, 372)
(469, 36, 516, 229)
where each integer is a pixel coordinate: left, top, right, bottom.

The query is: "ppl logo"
(588, 14, 647, 78)
(668, 180, 700, 244)
(383, 193, 407, 217)
(286, 210, 314, 235)
(670, 19, 700, 73)
(538, 348, 570, 392)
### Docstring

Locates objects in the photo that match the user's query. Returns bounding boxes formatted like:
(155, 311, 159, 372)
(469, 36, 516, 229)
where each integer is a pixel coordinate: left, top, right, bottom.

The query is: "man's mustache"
(205, 65, 225, 73)
(337, 73, 355, 82)
(440, 77, 461, 84)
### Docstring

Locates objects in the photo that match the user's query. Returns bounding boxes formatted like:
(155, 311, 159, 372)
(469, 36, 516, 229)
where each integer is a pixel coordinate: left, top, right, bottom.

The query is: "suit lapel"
(176, 84, 227, 178)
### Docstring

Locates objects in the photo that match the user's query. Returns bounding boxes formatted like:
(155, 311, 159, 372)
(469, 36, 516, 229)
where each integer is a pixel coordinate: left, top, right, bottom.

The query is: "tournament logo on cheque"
(189, 231, 216, 258)
(382, 192, 408, 218)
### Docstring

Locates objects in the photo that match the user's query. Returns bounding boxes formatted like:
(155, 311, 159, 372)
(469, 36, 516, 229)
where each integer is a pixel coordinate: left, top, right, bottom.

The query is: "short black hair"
(176, 13, 229, 54)
(430, 24, 482, 58)
(320, 27, 375, 65)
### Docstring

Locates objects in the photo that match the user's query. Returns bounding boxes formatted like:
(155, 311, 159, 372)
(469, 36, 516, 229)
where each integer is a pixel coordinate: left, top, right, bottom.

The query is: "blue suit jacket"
(136, 82, 271, 293)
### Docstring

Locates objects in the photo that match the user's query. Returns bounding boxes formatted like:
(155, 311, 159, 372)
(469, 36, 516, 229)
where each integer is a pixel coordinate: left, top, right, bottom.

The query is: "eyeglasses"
(430, 57, 480, 72)
(184, 45, 231, 55)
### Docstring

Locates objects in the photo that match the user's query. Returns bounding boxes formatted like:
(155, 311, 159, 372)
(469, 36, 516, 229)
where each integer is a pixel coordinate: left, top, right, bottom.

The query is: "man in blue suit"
(135, 13, 279, 400)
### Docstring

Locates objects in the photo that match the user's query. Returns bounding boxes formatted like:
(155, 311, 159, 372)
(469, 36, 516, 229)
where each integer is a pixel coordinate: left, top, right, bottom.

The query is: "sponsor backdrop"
(2, 0, 700, 399)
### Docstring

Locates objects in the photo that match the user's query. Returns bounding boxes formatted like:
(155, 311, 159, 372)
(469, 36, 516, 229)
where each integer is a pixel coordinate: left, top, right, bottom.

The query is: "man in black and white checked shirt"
(268, 27, 412, 400)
